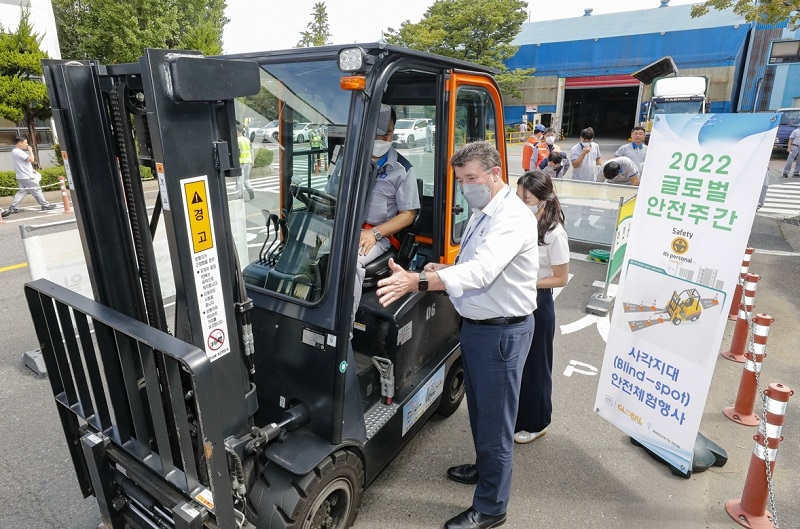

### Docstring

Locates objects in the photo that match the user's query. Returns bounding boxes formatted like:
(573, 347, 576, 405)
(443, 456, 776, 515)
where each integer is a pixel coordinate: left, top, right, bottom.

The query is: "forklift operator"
(327, 103, 420, 324)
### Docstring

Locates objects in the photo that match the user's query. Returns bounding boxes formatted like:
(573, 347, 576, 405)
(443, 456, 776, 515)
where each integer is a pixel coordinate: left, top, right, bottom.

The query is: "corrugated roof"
(512, 3, 746, 45)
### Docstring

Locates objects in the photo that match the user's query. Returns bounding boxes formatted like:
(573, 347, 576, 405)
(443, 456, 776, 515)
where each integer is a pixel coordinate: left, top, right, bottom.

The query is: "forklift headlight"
(338, 47, 366, 72)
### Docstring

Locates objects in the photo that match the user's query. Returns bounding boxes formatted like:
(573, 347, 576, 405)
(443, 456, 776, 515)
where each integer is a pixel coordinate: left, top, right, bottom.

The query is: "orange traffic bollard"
(727, 383, 793, 529)
(724, 314, 774, 426)
(729, 247, 755, 321)
(58, 176, 71, 213)
(721, 273, 760, 363)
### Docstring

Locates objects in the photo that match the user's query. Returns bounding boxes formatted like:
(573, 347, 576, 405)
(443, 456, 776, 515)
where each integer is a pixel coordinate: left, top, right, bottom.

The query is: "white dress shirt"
(437, 185, 539, 319)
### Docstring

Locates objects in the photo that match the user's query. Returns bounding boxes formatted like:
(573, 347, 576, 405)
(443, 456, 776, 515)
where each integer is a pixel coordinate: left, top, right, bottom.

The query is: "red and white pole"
(723, 314, 773, 426)
(58, 176, 71, 213)
(721, 273, 760, 363)
(729, 247, 755, 321)
(726, 383, 793, 529)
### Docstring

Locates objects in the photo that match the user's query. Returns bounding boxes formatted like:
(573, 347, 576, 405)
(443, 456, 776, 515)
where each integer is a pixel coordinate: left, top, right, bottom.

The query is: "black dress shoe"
(447, 464, 479, 484)
(444, 507, 506, 529)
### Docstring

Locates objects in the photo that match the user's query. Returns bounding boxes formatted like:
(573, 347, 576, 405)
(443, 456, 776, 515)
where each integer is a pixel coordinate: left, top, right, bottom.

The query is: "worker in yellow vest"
(237, 125, 255, 200)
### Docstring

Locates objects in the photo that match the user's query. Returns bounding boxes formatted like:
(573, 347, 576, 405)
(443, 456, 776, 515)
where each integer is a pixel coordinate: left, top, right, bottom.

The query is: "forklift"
(26, 44, 509, 529)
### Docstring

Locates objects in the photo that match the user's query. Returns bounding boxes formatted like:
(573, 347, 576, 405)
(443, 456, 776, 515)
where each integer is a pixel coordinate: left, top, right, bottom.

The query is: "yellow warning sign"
(184, 180, 214, 253)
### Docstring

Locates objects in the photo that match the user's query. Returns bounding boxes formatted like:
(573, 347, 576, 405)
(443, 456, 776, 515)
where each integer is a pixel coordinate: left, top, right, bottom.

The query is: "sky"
(222, 0, 703, 55)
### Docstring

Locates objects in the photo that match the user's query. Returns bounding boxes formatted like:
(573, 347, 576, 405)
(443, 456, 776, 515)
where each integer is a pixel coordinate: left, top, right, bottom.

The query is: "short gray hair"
(450, 141, 500, 172)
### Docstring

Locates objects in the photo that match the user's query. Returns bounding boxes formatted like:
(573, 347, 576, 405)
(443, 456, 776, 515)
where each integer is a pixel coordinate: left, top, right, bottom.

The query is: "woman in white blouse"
(514, 170, 570, 443)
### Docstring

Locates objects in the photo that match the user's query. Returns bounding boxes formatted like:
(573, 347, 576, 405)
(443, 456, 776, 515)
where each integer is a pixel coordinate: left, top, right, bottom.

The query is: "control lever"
(371, 356, 395, 405)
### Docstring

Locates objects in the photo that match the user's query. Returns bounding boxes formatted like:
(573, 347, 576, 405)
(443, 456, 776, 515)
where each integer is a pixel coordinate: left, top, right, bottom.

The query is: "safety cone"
(727, 383, 793, 529)
(723, 314, 774, 426)
(729, 247, 755, 321)
(721, 273, 760, 363)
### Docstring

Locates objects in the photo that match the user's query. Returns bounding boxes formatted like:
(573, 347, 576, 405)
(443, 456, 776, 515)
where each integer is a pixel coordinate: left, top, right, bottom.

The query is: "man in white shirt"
(8, 136, 56, 214)
(569, 127, 602, 182)
(376, 141, 539, 529)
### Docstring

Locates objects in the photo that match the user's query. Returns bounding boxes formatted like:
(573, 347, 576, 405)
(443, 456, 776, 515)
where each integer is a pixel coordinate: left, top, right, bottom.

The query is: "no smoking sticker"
(207, 329, 225, 351)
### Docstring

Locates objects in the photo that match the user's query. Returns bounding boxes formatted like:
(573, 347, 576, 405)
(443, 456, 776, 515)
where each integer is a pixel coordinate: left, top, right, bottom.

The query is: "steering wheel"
(291, 185, 337, 217)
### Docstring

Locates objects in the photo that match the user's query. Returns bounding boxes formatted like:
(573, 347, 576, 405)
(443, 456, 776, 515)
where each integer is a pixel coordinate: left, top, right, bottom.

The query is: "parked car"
(248, 119, 279, 143)
(774, 108, 800, 153)
(392, 118, 429, 148)
(292, 122, 320, 143)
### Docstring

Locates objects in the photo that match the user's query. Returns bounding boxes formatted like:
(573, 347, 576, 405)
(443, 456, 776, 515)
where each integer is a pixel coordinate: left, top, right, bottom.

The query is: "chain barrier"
(747, 312, 779, 528)
(0, 181, 62, 191)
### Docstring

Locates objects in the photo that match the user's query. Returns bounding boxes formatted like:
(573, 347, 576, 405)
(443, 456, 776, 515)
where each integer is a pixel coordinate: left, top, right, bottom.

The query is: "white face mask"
(545, 135, 555, 145)
(460, 182, 492, 209)
(372, 139, 392, 158)
(529, 201, 545, 215)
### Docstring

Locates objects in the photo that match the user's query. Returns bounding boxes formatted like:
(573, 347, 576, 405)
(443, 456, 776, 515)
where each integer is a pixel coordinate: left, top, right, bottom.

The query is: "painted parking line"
(0, 262, 27, 273)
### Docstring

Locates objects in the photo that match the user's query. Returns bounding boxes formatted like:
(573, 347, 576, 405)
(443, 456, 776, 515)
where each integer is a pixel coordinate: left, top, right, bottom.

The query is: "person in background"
(569, 127, 602, 182)
(425, 120, 433, 152)
(376, 141, 538, 529)
(7, 136, 56, 214)
(600, 156, 640, 186)
(536, 127, 562, 169)
(783, 125, 800, 178)
(543, 151, 567, 179)
(522, 123, 546, 172)
(519, 121, 528, 141)
(514, 170, 570, 444)
(615, 126, 648, 175)
(236, 125, 255, 200)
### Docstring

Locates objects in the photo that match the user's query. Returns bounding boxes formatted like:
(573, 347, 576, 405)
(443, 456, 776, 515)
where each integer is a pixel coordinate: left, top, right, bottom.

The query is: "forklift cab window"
(233, 59, 349, 302)
(451, 86, 497, 245)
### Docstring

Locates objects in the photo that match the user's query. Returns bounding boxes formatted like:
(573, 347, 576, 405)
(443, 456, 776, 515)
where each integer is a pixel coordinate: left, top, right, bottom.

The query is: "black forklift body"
(28, 43, 507, 528)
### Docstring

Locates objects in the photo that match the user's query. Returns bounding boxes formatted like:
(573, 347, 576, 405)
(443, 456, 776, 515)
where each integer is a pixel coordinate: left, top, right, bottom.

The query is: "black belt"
(463, 315, 528, 326)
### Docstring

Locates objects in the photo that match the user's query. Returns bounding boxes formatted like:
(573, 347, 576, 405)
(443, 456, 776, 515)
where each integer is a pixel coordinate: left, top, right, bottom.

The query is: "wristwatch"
(372, 227, 383, 241)
(418, 271, 428, 291)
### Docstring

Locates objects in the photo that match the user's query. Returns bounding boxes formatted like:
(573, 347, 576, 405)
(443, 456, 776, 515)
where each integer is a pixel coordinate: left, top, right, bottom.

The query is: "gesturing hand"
(376, 259, 412, 307)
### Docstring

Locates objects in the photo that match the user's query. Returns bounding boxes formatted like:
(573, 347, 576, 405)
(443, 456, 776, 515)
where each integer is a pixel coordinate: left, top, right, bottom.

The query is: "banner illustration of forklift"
(623, 288, 720, 331)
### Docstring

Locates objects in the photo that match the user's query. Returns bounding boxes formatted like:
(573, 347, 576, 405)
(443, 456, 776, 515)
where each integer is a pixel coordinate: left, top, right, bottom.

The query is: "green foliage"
(297, 2, 332, 47)
(241, 87, 279, 121)
(383, 0, 533, 98)
(691, 0, 800, 28)
(0, 7, 51, 165)
(52, 0, 227, 63)
(253, 148, 274, 168)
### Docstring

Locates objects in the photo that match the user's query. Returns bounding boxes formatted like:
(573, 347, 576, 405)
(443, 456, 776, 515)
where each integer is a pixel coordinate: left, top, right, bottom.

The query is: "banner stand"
(630, 432, 728, 478)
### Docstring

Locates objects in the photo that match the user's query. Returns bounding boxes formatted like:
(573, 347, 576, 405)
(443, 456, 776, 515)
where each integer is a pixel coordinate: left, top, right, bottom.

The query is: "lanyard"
(455, 188, 511, 264)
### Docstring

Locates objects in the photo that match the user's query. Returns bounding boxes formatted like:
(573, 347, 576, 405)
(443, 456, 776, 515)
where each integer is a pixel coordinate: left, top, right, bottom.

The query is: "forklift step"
(365, 401, 399, 439)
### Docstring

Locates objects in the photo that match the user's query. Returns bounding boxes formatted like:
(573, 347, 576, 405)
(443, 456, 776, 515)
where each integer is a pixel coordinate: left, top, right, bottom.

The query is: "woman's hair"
(517, 170, 565, 246)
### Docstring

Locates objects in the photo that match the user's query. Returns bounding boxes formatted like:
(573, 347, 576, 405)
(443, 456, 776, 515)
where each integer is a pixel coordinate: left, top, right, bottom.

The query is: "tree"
(691, 0, 800, 28)
(52, 0, 228, 63)
(384, 0, 534, 97)
(297, 2, 332, 48)
(0, 7, 50, 165)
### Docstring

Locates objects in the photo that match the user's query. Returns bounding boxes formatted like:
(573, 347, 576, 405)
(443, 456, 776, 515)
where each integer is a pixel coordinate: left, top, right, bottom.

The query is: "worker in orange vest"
(522, 123, 547, 171)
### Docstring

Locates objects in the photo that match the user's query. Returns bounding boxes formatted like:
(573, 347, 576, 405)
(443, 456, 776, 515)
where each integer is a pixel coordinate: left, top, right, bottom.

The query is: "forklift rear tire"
(437, 357, 465, 417)
(261, 449, 364, 529)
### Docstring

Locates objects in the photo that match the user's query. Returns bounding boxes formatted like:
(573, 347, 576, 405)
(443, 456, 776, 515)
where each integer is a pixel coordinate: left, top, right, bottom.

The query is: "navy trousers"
(516, 289, 555, 434)
(460, 315, 533, 516)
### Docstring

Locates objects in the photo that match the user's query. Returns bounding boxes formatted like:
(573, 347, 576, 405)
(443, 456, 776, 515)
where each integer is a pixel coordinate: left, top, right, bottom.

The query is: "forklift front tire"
(259, 449, 364, 529)
(437, 357, 465, 417)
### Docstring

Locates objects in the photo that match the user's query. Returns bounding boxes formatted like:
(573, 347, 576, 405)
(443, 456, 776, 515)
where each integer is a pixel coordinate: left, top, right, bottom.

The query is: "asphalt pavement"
(0, 141, 798, 528)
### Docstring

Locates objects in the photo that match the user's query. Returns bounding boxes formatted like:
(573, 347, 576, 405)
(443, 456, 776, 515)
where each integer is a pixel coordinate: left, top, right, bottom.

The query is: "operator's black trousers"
(515, 288, 555, 434)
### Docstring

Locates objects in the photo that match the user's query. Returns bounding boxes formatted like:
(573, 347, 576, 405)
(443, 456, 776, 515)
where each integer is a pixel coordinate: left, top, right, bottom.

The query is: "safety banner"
(594, 113, 779, 474)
